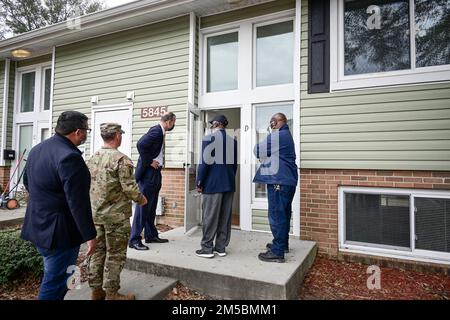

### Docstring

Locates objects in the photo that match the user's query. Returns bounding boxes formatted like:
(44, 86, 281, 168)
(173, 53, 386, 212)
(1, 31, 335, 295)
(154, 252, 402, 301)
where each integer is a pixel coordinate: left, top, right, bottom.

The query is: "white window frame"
(40, 66, 52, 112)
(339, 186, 450, 265)
(203, 28, 240, 95)
(252, 17, 295, 89)
(330, 0, 450, 91)
(199, 9, 296, 109)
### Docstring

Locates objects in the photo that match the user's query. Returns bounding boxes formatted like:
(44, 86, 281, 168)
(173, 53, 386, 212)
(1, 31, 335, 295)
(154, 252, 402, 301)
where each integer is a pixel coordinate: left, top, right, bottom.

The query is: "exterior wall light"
(11, 49, 32, 58)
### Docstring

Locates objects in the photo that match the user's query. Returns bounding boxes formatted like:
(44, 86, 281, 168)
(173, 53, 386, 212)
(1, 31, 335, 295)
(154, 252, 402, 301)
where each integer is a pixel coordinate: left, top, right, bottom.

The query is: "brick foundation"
(156, 168, 185, 227)
(300, 169, 450, 259)
(0, 166, 11, 193)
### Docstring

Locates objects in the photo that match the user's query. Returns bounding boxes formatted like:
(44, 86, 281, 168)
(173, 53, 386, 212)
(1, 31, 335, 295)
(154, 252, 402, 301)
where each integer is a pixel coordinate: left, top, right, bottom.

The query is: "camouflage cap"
(100, 123, 125, 135)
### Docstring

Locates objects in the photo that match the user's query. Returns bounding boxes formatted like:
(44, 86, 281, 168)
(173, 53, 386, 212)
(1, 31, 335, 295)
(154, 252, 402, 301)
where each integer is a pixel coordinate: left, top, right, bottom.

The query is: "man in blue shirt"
(253, 113, 298, 263)
(196, 115, 238, 258)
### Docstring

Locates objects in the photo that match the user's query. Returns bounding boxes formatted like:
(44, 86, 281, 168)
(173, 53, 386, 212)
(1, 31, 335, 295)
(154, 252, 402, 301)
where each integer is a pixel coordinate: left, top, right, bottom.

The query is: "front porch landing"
(125, 228, 317, 300)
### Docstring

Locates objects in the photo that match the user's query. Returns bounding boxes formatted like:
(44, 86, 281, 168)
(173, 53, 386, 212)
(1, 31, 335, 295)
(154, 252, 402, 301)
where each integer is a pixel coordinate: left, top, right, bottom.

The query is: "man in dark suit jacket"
(195, 115, 238, 258)
(129, 112, 176, 250)
(21, 111, 97, 300)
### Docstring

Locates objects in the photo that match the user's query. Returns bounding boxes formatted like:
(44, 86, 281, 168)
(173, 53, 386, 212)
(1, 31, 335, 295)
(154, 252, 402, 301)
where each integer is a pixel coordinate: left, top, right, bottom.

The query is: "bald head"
(270, 113, 288, 130)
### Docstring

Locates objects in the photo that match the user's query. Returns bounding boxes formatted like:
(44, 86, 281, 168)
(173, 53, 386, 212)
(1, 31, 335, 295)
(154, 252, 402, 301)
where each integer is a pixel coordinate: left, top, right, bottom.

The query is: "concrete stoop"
(65, 269, 177, 300)
(125, 228, 317, 300)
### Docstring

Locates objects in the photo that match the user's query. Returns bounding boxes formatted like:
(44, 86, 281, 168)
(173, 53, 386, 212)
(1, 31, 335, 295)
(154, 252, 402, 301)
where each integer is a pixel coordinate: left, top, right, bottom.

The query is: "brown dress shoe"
(91, 288, 106, 300)
(106, 291, 136, 300)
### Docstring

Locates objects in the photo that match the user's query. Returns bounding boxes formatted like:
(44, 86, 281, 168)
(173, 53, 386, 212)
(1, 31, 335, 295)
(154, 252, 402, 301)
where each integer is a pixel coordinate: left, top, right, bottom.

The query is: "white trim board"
(1, 59, 10, 167)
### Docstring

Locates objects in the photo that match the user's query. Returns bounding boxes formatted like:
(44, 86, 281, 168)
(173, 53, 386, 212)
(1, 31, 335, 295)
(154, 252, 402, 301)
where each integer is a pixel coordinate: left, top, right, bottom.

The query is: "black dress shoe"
(129, 242, 149, 250)
(145, 237, 169, 244)
(258, 250, 285, 263)
(266, 243, 289, 253)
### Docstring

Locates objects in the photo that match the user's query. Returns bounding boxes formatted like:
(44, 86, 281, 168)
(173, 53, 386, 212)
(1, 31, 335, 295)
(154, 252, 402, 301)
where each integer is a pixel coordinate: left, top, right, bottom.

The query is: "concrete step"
(64, 269, 177, 300)
(0, 207, 26, 228)
(125, 228, 317, 300)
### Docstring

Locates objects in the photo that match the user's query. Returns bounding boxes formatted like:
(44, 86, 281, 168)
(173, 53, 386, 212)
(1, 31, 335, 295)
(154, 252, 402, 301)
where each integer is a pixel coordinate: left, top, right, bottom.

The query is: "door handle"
(244, 125, 249, 132)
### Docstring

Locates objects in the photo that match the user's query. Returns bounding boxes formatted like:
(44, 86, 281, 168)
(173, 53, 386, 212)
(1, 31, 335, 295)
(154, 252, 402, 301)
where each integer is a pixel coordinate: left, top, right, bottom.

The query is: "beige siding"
(300, 0, 450, 171)
(53, 16, 190, 167)
(201, 0, 295, 28)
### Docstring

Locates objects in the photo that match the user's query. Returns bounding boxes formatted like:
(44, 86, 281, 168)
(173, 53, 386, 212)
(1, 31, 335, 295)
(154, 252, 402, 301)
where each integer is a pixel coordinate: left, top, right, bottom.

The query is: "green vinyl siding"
(17, 54, 52, 68)
(300, 0, 450, 171)
(200, 0, 295, 29)
(252, 209, 293, 233)
(53, 15, 190, 167)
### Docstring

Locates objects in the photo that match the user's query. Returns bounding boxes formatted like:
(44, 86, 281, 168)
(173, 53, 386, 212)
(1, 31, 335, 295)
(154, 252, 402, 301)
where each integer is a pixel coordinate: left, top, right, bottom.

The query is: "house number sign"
(141, 106, 169, 119)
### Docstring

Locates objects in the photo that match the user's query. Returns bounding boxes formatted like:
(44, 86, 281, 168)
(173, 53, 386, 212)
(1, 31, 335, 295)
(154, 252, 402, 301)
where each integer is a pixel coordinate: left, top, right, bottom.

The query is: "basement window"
(340, 187, 450, 264)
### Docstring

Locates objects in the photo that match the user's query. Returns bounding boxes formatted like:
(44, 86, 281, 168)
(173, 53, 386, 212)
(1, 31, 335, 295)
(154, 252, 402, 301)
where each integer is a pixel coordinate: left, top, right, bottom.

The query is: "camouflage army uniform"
(86, 146, 145, 293)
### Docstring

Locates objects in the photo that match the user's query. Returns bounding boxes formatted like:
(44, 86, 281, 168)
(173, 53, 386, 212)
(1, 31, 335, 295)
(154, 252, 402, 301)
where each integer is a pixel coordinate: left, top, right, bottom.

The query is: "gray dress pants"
(201, 192, 234, 253)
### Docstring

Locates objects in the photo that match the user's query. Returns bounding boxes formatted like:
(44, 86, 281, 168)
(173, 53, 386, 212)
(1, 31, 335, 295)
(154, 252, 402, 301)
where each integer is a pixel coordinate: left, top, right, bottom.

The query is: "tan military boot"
(105, 291, 136, 300)
(91, 288, 106, 300)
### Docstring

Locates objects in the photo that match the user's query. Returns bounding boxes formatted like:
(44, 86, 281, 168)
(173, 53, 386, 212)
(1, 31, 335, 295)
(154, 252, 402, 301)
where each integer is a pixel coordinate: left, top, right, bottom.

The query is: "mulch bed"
(0, 273, 40, 300)
(164, 282, 211, 300)
(298, 257, 450, 300)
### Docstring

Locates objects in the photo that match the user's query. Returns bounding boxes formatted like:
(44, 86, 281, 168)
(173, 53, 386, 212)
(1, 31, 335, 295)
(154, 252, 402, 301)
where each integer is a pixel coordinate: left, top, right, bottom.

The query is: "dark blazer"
(21, 134, 96, 250)
(197, 129, 238, 194)
(134, 124, 164, 191)
(253, 124, 298, 186)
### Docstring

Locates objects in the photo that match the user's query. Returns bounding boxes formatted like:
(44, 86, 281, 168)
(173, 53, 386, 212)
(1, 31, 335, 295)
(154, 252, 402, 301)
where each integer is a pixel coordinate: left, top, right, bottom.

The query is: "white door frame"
(197, 8, 301, 236)
(90, 103, 133, 158)
(12, 62, 52, 184)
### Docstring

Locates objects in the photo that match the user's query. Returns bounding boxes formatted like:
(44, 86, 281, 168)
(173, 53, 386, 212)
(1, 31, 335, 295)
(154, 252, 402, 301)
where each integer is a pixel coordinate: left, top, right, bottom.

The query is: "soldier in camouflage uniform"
(86, 123, 147, 300)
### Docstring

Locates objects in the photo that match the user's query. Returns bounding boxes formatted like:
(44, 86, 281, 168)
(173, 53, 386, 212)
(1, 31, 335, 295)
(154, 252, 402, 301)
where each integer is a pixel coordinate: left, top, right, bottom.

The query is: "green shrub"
(0, 229, 43, 284)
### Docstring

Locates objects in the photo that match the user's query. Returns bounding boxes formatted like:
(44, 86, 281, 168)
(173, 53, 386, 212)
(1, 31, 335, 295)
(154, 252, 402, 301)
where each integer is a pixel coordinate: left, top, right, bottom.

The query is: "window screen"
(345, 193, 410, 248)
(415, 198, 450, 253)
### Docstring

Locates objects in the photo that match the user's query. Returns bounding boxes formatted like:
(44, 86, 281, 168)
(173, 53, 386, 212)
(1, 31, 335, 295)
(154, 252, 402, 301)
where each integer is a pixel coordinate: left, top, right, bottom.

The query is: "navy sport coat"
(134, 124, 164, 191)
(21, 134, 96, 249)
(197, 129, 238, 194)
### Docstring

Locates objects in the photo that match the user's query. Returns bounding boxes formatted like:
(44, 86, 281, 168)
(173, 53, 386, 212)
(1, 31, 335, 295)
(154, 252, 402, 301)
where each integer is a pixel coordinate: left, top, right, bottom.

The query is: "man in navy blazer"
(21, 111, 97, 300)
(253, 113, 298, 263)
(129, 112, 176, 250)
(195, 115, 238, 258)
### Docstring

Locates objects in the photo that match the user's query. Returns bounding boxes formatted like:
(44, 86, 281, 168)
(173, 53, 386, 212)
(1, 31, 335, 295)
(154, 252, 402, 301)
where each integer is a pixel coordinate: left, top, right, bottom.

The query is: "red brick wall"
(300, 169, 450, 257)
(0, 166, 11, 193)
(156, 168, 185, 227)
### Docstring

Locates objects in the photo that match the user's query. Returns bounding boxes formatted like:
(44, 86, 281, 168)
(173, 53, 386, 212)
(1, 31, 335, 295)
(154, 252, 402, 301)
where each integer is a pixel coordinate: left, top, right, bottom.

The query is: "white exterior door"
(184, 106, 202, 232)
(91, 105, 133, 158)
(13, 63, 51, 184)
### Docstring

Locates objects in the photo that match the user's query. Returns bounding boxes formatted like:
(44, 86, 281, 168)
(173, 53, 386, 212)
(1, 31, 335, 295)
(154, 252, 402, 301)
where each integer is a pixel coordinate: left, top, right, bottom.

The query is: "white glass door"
(184, 106, 202, 232)
(13, 63, 51, 185)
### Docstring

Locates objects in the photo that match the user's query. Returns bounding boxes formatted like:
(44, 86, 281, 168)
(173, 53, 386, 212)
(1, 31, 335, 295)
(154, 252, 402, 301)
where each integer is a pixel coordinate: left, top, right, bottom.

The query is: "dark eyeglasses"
(79, 128, 92, 133)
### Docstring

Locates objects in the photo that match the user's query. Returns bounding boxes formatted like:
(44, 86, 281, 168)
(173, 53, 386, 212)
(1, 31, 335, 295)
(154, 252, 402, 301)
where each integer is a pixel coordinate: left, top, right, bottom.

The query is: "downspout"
(0, 58, 11, 167)
(293, 0, 302, 237)
(49, 46, 56, 133)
